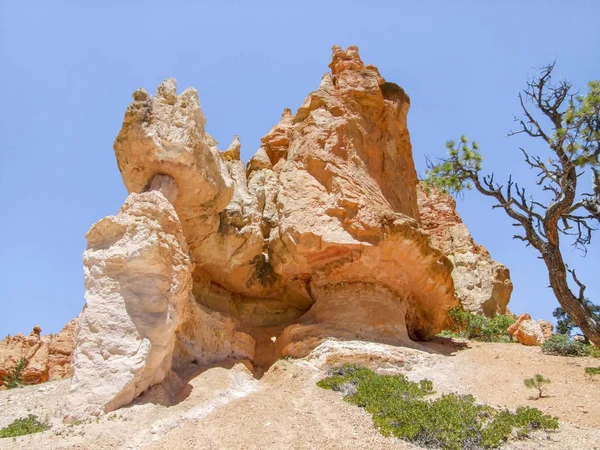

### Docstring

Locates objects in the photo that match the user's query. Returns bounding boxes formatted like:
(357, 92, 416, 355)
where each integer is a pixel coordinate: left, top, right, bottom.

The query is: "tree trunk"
(543, 247, 600, 347)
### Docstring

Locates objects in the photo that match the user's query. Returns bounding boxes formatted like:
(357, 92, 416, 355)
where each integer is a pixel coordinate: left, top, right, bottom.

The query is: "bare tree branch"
(425, 63, 600, 345)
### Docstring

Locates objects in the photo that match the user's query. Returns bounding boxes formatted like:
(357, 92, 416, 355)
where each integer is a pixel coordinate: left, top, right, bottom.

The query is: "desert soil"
(1, 339, 599, 450)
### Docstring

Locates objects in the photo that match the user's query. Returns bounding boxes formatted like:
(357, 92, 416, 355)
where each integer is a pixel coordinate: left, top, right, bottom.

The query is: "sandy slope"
(1, 340, 599, 450)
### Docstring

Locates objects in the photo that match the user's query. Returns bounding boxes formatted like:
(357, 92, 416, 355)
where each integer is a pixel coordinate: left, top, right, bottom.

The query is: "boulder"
(507, 313, 531, 336)
(417, 184, 513, 317)
(508, 313, 554, 346)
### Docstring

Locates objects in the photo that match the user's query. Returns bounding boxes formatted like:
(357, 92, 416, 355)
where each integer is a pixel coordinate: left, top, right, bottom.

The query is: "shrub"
(318, 364, 558, 449)
(585, 367, 600, 378)
(541, 334, 595, 357)
(524, 374, 551, 399)
(2, 358, 27, 389)
(0, 415, 51, 438)
(444, 306, 516, 342)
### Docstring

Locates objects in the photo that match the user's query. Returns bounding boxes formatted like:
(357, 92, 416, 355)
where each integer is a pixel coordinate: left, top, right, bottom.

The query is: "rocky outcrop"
(417, 184, 513, 317)
(65, 191, 193, 420)
(508, 313, 554, 346)
(0, 320, 76, 387)
(67, 45, 459, 417)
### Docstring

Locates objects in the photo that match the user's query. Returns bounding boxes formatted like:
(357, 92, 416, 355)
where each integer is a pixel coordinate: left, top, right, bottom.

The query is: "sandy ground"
(1, 339, 599, 450)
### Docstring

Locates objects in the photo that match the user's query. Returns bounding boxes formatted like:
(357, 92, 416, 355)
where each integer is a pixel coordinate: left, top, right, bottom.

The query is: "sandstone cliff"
(417, 184, 513, 317)
(0, 320, 76, 387)
(66, 45, 462, 419)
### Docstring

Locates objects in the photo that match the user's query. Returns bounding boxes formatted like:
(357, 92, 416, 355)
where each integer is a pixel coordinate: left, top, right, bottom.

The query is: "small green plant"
(0, 415, 51, 438)
(2, 358, 27, 389)
(69, 419, 90, 427)
(542, 334, 596, 357)
(524, 374, 551, 399)
(585, 367, 600, 378)
(443, 306, 516, 342)
(318, 364, 558, 449)
(249, 254, 277, 286)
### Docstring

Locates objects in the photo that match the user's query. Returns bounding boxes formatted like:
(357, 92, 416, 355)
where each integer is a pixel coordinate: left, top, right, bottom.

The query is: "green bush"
(541, 334, 597, 357)
(0, 415, 51, 438)
(444, 306, 516, 342)
(2, 358, 27, 389)
(585, 367, 600, 378)
(318, 364, 558, 449)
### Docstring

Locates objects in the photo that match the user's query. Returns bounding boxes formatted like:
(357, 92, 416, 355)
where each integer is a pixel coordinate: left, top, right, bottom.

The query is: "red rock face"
(0, 319, 76, 386)
(417, 184, 513, 317)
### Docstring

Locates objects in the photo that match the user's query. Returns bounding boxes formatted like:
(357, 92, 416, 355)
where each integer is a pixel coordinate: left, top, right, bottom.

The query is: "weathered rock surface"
(508, 313, 554, 346)
(507, 313, 532, 336)
(65, 191, 193, 420)
(0, 320, 76, 387)
(299, 340, 438, 374)
(539, 320, 554, 341)
(112, 44, 455, 339)
(417, 184, 513, 317)
(68, 45, 462, 417)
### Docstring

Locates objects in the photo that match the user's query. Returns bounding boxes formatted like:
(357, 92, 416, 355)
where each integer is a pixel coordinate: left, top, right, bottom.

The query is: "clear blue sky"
(1, 1, 598, 336)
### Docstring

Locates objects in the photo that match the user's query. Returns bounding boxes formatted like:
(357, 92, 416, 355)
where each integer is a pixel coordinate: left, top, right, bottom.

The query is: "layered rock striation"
(65, 45, 495, 418)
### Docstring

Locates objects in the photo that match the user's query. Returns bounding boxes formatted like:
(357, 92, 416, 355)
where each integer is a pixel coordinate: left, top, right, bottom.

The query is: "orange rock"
(0, 320, 76, 386)
(508, 314, 553, 346)
(47, 319, 77, 380)
(111, 45, 457, 349)
(21, 342, 49, 384)
(508, 313, 532, 337)
(417, 184, 513, 317)
(0, 328, 43, 386)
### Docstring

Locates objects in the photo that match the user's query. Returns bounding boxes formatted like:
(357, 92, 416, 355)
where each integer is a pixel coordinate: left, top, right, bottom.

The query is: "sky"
(1, 1, 598, 336)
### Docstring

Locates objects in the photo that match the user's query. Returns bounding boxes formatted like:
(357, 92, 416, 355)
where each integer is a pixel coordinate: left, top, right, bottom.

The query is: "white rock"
(65, 191, 192, 421)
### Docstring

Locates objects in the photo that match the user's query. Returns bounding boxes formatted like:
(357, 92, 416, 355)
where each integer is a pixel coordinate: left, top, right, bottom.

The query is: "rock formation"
(0, 320, 76, 387)
(67, 45, 467, 418)
(508, 313, 554, 346)
(417, 184, 513, 317)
